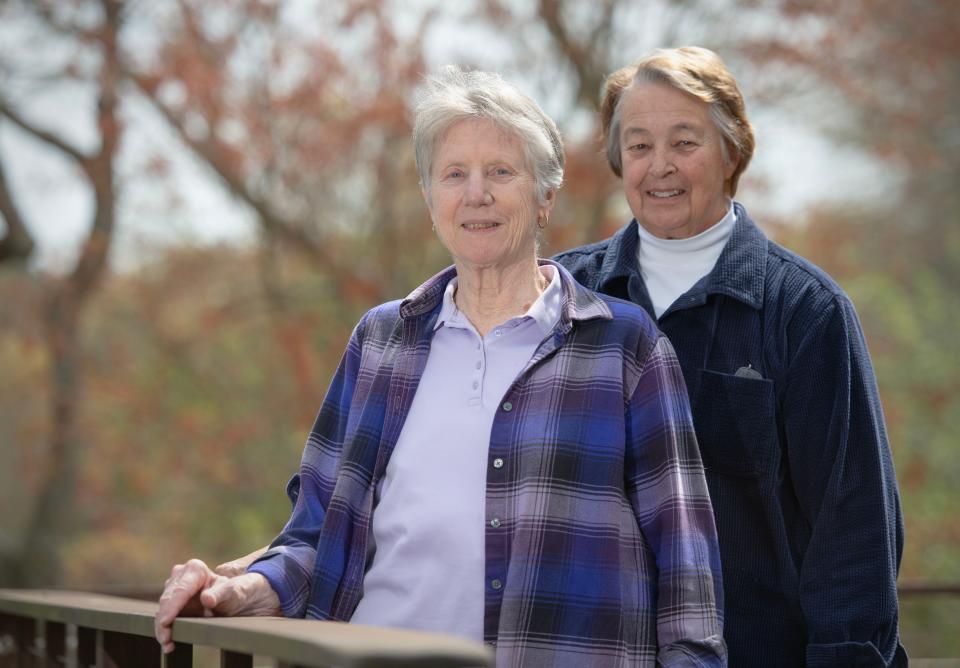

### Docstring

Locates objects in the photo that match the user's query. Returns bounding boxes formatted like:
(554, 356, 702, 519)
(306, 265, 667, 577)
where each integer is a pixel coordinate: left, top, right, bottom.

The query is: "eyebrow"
(622, 122, 705, 137)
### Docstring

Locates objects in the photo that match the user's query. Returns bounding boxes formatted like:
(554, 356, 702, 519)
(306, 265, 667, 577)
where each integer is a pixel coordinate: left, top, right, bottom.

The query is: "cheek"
(622, 175, 644, 201)
(430, 198, 455, 226)
(622, 163, 646, 190)
(695, 162, 726, 198)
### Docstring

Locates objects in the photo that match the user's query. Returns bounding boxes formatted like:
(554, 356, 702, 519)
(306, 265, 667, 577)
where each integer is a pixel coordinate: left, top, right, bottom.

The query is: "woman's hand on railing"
(214, 545, 270, 577)
(154, 558, 282, 654)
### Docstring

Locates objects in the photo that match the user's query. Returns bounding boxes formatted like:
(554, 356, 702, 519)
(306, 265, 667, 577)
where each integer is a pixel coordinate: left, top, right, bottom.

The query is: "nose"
(464, 173, 492, 207)
(651, 149, 677, 177)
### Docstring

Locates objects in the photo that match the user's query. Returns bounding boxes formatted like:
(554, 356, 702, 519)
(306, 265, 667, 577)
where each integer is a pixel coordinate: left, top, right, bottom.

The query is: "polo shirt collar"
(400, 260, 611, 329)
(432, 265, 563, 339)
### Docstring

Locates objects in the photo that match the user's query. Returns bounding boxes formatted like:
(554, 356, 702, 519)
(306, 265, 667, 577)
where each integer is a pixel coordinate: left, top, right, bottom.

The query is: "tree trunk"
(16, 287, 83, 585)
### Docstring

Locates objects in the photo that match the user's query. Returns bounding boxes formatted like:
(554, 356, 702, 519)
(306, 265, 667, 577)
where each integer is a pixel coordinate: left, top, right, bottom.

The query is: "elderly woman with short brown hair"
(155, 66, 725, 666)
(555, 47, 906, 667)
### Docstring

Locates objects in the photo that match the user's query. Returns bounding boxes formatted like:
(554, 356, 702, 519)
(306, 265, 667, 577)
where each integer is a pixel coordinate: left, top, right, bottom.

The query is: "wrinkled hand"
(154, 558, 282, 654)
(214, 546, 269, 577)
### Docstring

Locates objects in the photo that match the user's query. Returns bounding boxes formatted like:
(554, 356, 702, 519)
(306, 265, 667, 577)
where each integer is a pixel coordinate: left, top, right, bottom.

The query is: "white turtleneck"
(637, 204, 736, 319)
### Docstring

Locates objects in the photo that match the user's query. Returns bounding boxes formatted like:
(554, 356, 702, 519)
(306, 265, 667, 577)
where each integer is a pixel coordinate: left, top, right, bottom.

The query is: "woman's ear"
(723, 146, 739, 181)
(539, 188, 557, 221)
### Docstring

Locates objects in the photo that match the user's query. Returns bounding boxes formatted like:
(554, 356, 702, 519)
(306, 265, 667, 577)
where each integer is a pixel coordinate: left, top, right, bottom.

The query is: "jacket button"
(502, 401, 512, 412)
(492, 458, 504, 469)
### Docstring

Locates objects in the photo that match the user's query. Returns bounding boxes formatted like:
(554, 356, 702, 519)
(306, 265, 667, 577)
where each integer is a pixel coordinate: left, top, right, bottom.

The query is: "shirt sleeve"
(783, 298, 905, 667)
(625, 335, 727, 666)
(247, 315, 366, 618)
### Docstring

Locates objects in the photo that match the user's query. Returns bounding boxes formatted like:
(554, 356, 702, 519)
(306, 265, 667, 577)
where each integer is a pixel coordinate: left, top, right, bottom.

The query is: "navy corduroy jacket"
(553, 202, 906, 667)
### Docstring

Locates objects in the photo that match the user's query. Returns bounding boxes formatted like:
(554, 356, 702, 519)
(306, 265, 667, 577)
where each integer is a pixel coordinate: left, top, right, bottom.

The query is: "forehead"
(619, 81, 712, 132)
(435, 118, 525, 161)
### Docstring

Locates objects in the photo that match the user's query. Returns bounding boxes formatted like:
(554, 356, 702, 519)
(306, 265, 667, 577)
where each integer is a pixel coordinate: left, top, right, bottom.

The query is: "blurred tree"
(0, 160, 35, 264)
(0, 0, 123, 585)
(743, 0, 960, 235)
(130, 0, 445, 306)
(748, 0, 960, 588)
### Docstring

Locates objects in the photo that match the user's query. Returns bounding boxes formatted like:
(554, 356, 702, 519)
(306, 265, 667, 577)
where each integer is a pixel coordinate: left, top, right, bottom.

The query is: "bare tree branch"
(537, 0, 609, 109)
(67, 0, 121, 300)
(0, 97, 89, 165)
(0, 156, 35, 263)
(128, 73, 381, 300)
(13, 0, 126, 588)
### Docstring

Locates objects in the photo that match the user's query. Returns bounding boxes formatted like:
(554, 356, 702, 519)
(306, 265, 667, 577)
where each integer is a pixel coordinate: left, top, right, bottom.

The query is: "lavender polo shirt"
(349, 265, 561, 640)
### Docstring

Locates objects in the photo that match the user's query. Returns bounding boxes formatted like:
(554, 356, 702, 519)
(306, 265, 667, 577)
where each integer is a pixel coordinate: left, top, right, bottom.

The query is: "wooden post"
(29, 619, 44, 667)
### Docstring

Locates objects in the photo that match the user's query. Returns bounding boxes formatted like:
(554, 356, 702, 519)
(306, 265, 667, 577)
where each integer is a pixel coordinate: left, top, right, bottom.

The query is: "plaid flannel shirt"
(249, 261, 726, 667)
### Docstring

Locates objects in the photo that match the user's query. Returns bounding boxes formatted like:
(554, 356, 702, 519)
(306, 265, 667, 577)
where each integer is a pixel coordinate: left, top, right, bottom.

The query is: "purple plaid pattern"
(249, 261, 725, 666)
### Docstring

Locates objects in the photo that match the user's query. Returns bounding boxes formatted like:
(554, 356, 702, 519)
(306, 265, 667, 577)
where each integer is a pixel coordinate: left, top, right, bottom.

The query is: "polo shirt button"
(502, 401, 512, 412)
(491, 579, 502, 590)
(492, 457, 503, 469)
(490, 518, 501, 528)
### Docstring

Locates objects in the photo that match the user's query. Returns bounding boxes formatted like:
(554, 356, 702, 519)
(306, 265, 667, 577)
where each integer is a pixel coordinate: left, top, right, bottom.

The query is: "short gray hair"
(413, 66, 564, 203)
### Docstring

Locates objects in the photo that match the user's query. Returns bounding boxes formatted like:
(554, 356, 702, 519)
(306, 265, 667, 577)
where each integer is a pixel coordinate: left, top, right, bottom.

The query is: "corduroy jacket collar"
(597, 201, 767, 316)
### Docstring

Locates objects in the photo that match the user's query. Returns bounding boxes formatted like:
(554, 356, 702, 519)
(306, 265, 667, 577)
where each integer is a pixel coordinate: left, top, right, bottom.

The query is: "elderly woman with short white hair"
(155, 66, 725, 666)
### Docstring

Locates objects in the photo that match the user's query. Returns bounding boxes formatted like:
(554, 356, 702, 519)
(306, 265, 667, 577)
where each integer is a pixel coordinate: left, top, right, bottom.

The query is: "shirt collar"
(434, 277, 463, 330)
(432, 264, 562, 337)
(598, 201, 767, 310)
(400, 260, 611, 330)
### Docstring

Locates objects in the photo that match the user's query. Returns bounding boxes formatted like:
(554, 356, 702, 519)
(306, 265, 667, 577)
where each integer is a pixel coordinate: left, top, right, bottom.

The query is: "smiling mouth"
(647, 189, 685, 198)
(461, 221, 501, 230)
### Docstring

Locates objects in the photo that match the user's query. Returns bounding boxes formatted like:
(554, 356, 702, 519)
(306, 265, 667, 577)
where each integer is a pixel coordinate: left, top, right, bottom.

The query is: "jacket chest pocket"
(693, 369, 778, 479)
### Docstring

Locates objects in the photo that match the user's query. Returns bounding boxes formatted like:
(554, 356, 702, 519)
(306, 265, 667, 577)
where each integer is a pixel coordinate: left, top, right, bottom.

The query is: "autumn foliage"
(0, 0, 957, 655)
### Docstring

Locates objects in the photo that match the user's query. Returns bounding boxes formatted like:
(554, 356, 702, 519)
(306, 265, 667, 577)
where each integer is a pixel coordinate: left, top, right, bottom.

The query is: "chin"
(643, 218, 686, 235)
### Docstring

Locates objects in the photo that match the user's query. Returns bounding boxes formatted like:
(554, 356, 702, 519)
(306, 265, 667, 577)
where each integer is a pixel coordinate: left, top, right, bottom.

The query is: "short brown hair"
(600, 47, 755, 196)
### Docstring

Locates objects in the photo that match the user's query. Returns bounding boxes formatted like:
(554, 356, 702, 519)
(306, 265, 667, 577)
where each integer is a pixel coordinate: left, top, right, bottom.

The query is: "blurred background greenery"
(0, 0, 957, 658)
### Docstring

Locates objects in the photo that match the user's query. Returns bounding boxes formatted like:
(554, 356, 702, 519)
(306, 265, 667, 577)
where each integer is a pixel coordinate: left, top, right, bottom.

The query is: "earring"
(537, 215, 548, 230)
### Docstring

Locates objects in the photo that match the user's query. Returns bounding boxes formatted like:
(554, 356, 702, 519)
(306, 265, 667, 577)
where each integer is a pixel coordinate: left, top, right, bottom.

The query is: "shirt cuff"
(247, 552, 307, 618)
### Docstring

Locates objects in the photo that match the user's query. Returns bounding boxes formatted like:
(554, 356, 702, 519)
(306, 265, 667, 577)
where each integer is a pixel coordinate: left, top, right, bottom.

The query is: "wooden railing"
(0, 589, 494, 667)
